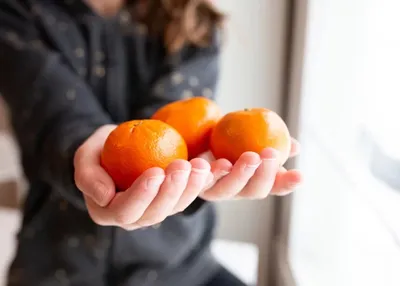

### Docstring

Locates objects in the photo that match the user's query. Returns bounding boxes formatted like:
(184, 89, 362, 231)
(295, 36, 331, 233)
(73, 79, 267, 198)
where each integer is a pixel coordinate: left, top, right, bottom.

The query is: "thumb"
(74, 125, 117, 207)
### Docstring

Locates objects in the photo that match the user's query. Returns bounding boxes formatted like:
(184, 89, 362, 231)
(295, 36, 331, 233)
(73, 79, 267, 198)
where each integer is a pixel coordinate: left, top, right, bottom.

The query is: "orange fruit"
(101, 119, 188, 191)
(210, 108, 291, 165)
(151, 96, 222, 159)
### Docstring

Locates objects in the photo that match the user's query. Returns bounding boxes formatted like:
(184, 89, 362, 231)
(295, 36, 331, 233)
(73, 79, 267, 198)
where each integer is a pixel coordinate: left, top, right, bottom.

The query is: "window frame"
(266, 0, 309, 285)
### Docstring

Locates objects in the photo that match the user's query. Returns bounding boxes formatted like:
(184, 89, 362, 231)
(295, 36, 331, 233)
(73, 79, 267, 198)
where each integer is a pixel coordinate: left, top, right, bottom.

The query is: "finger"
(74, 125, 117, 207)
(203, 158, 232, 190)
(172, 158, 211, 213)
(138, 160, 191, 226)
(236, 148, 280, 199)
(106, 167, 165, 225)
(270, 167, 302, 196)
(202, 152, 261, 200)
(197, 150, 216, 163)
(290, 138, 301, 158)
(86, 194, 142, 231)
(85, 195, 114, 226)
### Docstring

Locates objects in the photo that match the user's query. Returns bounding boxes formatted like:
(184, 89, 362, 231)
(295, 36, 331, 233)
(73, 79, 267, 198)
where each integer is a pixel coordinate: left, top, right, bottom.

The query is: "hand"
(74, 125, 213, 230)
(199, 138, 302, 201)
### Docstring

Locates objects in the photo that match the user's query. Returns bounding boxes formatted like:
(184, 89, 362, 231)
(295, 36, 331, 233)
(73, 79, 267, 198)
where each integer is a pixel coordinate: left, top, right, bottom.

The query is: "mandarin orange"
(151, 96, 222, 159)
(101, 119, 188, 191)
(210, 108, 291, 165)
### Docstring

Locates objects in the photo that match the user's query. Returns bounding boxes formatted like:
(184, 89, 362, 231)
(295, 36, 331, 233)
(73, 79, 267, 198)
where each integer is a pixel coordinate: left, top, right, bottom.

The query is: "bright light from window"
(363, 0, 400, 160)
(290, 1, 400, 286)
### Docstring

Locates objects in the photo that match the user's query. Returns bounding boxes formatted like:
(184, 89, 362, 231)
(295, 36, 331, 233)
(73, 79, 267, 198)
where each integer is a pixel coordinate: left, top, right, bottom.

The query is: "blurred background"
(1, 0, 399, 285)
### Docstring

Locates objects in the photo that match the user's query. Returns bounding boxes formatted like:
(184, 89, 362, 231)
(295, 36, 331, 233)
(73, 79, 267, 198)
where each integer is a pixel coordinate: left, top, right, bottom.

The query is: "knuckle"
(115, 211, 134, 225)
(73, 171, 82, 190)
(174, 206, 185, 214)
(80, 167, 94, 181)
(74, 167, 91, 186)
(132, 220, 146, 229)
(87, 211, 107, 226)
(92, 218, 108, 226)
(120, 225, 131, 231)
(139, 216, 163, 228)
(76, 170, 111, 206)
(208, 185, 234, 199)
(73, 145, 86, 167)
(199, 193, 211, 201)
(74, 170, 86, 191)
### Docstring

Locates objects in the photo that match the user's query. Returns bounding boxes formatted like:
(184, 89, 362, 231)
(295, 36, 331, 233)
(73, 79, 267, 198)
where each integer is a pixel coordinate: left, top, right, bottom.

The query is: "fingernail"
(263, 156, 277, 161)
(93, 183, 110, 206)
(244, 162, 261, 171)
(191, 168, 210, 174)
(264, 148, 279, 160)
(170, 170, 190, 183)
(146, 176, 165, 189)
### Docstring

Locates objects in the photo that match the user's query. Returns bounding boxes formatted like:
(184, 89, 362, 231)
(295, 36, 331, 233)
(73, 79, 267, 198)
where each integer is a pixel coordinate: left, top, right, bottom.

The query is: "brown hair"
(131, 0, 225, 54)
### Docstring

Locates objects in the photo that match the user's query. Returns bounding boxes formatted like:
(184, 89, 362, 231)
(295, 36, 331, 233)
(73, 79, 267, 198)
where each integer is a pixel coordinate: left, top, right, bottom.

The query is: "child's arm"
(0, 0, 113, 209)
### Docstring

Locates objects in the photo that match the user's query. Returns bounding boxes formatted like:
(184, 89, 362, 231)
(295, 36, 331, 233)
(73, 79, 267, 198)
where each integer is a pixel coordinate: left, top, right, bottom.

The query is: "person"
(0, 0, 302, 285)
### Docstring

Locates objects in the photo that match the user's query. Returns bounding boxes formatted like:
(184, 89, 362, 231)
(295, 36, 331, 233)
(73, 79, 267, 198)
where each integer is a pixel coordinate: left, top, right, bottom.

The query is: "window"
(288, 1, 400, 286)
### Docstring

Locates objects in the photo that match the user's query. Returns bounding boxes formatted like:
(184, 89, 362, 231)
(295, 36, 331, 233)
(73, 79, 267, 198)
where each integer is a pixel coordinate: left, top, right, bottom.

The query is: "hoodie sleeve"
(0, 0, 113, 210)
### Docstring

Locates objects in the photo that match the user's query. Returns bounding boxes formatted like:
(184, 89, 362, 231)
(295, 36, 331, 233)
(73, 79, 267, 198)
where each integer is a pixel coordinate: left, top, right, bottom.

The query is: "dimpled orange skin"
(151, 97, 222, 159)
(100, 119, 188, 191)
(210, 108, 291, 166)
